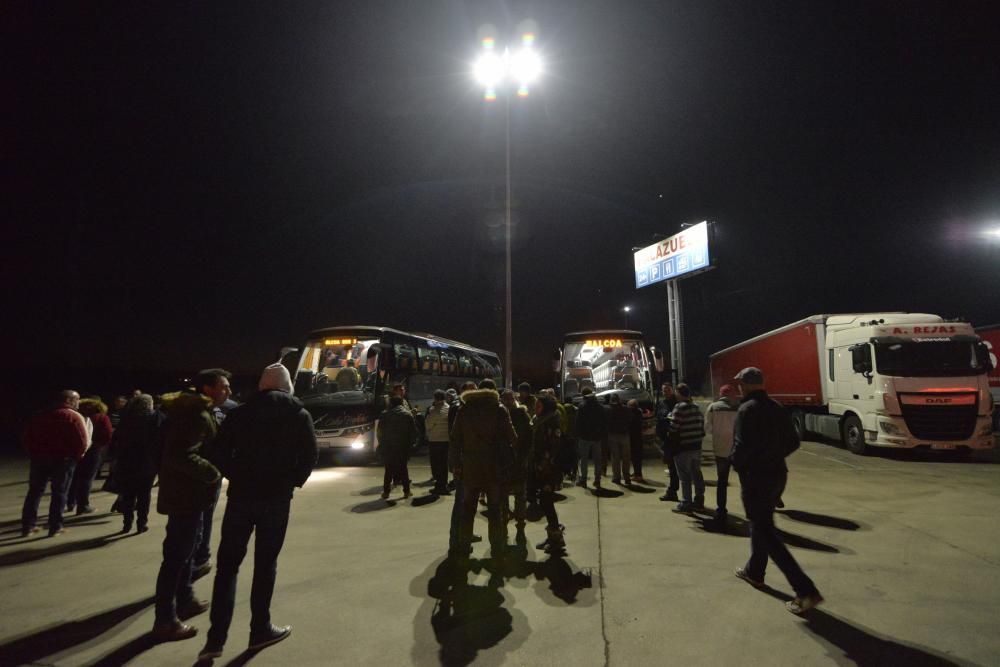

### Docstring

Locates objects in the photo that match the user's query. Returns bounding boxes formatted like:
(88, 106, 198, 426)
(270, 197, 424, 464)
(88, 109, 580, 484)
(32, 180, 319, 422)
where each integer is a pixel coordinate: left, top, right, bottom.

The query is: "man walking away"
(705, 384, 739, 523)
(198, 363, 317, 660)
(21, 391, 88, 537)
(425, 390, 451, 495)
(669, 383, 705, 513)
(151, 374, 225, 641)
(730, 367, 823, 615)
(574, 387, 607, 489)
(656, 384, 680, 501)
(378, 396, 417, 499)
(606, 394, 632, 485)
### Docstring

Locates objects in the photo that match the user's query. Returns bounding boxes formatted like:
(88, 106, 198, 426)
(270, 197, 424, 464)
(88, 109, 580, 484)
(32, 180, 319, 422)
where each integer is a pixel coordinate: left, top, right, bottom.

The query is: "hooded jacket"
(156, 391, 222, 515)
(448, 389, 517, 487)
(211, 390, 318, 501)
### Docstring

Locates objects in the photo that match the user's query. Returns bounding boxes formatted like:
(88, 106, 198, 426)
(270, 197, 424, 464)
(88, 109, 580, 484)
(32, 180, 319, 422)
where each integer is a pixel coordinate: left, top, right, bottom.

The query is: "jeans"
(207, 497, 291, 644)
(673, 449, 705, 503)
(154, 512, 204, 625)
(70, 447, 103, 509)
(607, 434, 631, 482)
(428, 442, 449, 491)
(576, 439, 603, 483)
(630, 437, 644, 478)
(715, 456, 732, 512)
(448, 480, 465, 552)
(459, 483, 504, 554)
(740, 469, 818, 597)
(505, 480, 527, 529)
(383, 462, 411, 494)
(22, 458, 74, 533)
(194, 484, 222, 566)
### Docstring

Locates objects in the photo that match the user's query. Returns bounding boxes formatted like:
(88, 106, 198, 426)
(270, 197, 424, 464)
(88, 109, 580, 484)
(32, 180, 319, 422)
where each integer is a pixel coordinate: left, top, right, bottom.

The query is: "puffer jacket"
(424, 402, 450, 442)
(377, 405, 417, 466)
(448, 389, 516, 488)
(156, 391, 222, 515)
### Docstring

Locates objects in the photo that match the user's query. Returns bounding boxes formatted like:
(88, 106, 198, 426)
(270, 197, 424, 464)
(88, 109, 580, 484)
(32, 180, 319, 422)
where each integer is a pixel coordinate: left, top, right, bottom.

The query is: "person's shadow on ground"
(0, 596, 154, 667)
(688, 512, 846, 554)
(0, 526, 129, 567)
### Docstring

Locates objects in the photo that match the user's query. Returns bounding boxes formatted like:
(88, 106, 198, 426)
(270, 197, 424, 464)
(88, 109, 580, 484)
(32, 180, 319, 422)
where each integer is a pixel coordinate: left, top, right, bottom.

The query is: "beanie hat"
(259, 363, 293, 394)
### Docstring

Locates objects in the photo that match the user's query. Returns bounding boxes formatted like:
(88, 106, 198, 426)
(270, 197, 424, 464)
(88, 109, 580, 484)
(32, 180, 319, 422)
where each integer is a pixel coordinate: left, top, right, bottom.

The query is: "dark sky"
(6, 1, 1000, 387)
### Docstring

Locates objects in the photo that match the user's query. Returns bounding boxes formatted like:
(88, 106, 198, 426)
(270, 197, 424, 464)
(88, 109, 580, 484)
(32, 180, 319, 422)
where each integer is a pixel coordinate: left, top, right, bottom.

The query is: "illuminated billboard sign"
(633, 221, 711, 288)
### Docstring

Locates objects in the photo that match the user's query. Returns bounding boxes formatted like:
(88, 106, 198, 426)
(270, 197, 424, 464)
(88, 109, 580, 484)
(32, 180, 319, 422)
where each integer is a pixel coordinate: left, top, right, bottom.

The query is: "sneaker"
(48, 527, 67, 537)
(470, 534, 483, 543)
(734, 567, 765, 589)
(380, 492, 390, 500)
(248, 624, 291, 651)
(623, 477, 631, 485)
(177, 598, 210, 620)
(659, 491, 679, 502)
(198, 640, 225, 660)
(20, 526, 40, 537)
(692, 498, 705, 510)
(672, 502, 694, 513)
(786, 592, 824, 614)
(76, 505, 95, 515)
(137, 524, 149, 534)
(403, 490, 412, 499)
(191, 561, 212, 579)
(121, 522, 133, 534)
(151, 620, 198, 642)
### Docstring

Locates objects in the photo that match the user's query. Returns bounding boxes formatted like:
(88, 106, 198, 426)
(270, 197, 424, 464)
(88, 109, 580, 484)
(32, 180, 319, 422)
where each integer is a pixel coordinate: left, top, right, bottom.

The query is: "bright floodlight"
(624, 306, 631, 313)
(474, 51, 505, 88)
(510, 47, 542, 84)
(986, 226, 1000, 239)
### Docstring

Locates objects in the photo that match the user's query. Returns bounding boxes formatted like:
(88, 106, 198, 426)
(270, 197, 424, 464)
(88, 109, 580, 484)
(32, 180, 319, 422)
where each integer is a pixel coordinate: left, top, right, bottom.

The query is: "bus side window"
(418, 346, 440, 374)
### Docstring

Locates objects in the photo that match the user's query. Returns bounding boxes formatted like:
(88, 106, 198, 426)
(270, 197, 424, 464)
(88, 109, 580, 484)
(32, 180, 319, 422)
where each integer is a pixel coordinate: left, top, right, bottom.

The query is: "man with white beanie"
(198, 362, 317, 660)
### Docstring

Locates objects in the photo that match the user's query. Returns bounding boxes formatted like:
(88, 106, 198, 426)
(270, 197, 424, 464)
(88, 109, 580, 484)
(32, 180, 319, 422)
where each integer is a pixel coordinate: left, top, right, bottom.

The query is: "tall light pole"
(473, 31, 543, 389)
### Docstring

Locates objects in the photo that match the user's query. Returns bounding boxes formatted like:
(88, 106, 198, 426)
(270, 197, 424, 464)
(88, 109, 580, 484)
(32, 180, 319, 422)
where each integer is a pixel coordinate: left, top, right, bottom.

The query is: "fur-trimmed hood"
(160, 391, 213, 416)
(460, 388, 499, 409)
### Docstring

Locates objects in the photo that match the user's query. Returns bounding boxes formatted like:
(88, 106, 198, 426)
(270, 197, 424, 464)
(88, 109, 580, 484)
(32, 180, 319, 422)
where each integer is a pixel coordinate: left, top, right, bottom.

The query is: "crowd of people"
(15, 361, 821, 661)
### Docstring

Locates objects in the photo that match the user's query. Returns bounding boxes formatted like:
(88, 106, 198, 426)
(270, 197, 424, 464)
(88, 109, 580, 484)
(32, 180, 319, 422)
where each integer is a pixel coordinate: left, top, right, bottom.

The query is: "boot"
(544, 524, 565, 552)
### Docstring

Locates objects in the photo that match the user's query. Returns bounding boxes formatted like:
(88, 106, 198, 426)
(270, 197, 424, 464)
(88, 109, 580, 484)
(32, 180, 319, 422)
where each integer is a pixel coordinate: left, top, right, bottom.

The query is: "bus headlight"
(350, 439, 365, 450)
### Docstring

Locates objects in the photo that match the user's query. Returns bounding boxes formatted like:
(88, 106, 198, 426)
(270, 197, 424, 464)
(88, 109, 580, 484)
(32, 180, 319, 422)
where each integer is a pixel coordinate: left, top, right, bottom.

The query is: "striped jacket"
(669, 400, 705, 452)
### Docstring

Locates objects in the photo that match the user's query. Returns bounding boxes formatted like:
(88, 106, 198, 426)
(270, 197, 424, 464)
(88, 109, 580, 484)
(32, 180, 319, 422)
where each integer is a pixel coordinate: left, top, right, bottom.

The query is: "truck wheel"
(842, 415, 867, 455)
(791, 411, 806, 441)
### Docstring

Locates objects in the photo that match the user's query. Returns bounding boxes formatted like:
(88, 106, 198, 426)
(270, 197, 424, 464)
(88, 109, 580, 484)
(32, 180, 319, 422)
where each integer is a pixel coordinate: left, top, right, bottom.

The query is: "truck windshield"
(874, 340, 988, 377)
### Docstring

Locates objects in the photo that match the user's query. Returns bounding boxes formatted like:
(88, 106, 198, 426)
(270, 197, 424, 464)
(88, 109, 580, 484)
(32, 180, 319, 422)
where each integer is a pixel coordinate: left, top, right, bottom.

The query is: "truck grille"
(900, 404, 978, 441)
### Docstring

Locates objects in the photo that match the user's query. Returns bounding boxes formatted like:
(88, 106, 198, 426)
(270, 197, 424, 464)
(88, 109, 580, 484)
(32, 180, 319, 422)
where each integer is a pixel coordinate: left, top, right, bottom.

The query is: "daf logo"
(925, 398, 952, 404)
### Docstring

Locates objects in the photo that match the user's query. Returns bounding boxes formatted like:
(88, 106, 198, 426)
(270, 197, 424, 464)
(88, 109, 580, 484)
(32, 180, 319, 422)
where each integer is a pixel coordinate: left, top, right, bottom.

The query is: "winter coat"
(628, 405, 644, 447)
(576, 395, 608, 441)
(562, 402, 578, 439)
(730, 389, 799, 475)
(448, 389, 517, 488)
(22, 407, 88, 462)
(706, 397, 739, 458)
(210, 390, 318, 502)
(156, 391, 222, 515)
(507, 403, 533, 484)
(424, 402, 450, 443)
(377, 405, 417, 465)
(655, 397, 680, 454)
(669, 400, 705, 452)
(531, 409, 563, 490)
(111, 409, 164, 488)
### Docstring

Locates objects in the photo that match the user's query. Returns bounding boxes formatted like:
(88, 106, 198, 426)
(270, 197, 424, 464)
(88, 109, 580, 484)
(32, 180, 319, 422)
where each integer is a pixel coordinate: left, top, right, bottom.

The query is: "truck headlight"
(879, 420, 904, 436)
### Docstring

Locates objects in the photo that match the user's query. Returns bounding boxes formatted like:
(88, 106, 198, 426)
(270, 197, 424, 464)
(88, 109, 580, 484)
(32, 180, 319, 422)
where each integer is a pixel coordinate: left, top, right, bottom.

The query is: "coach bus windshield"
(296, 337, 379, 398)
(562, 338, 650, 399)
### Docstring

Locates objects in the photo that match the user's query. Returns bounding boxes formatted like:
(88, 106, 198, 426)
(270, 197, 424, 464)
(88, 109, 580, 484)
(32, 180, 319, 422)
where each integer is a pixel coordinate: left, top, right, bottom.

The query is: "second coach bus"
(287, 325, 502, 461)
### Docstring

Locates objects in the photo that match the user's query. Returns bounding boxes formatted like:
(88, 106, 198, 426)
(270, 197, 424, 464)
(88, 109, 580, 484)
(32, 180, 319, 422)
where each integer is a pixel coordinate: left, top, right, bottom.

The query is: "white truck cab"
(821, 313, 994, 454)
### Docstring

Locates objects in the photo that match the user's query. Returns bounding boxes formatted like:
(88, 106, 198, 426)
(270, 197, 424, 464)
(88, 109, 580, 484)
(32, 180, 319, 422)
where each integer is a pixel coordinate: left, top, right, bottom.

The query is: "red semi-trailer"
(711, 313, 994, 455)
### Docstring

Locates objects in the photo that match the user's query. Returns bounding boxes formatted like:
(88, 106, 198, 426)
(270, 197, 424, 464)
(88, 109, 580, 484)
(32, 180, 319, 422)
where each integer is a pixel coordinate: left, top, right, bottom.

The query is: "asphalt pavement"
(0, 438, 998, 667)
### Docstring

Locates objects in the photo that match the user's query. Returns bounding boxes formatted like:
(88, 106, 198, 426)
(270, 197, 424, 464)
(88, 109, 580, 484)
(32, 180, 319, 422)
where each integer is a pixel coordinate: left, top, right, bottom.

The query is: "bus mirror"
(650, 346, 665, 373)
(551, 349, 562, 373)
(278, 347, 298, 363)
(367, 346, 380, 373)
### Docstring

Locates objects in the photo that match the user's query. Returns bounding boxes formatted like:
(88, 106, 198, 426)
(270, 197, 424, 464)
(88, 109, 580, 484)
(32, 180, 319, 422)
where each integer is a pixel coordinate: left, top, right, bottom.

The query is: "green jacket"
(507, 403, 533, 484)
(448, 389, 516, 488)
(156, 391, 222, 515)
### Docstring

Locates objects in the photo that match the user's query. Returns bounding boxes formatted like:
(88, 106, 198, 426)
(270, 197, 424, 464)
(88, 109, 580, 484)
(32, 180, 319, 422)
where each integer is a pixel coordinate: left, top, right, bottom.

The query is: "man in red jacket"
(20, 390, 88, 537)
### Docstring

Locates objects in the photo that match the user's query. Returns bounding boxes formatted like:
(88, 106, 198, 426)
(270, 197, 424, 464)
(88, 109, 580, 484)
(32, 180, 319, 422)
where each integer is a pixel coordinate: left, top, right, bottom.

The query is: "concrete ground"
(0, 438, 998, 667)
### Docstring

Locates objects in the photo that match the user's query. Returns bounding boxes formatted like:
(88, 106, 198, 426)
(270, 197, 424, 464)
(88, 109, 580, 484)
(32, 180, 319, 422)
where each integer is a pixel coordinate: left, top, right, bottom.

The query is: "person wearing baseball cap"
(730, 367, 824, 615)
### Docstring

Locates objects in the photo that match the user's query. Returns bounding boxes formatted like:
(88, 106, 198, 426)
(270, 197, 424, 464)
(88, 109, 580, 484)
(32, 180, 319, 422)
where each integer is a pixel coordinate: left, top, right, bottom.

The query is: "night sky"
(6, 1, 1000, 390)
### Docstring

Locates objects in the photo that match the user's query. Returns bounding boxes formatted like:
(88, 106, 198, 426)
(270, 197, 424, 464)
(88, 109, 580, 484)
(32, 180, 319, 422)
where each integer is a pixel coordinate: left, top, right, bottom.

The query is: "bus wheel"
(842, 415, 867, 455)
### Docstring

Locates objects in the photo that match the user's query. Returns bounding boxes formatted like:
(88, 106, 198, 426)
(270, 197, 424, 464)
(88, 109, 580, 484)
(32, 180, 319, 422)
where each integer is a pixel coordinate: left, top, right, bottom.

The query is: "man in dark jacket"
(378, 395, 418, 499)
(449, 379, 517, 562)
(656, 383, 680, 501)
(574, 387, 608, 489)
(20, 390, 88, 537)
(730, 367, 823, 615)
(151, 374, 226, 642)
(198, 363, 317, 660)
(500, 389, 532, 546)
(532, 395, 567, 552)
